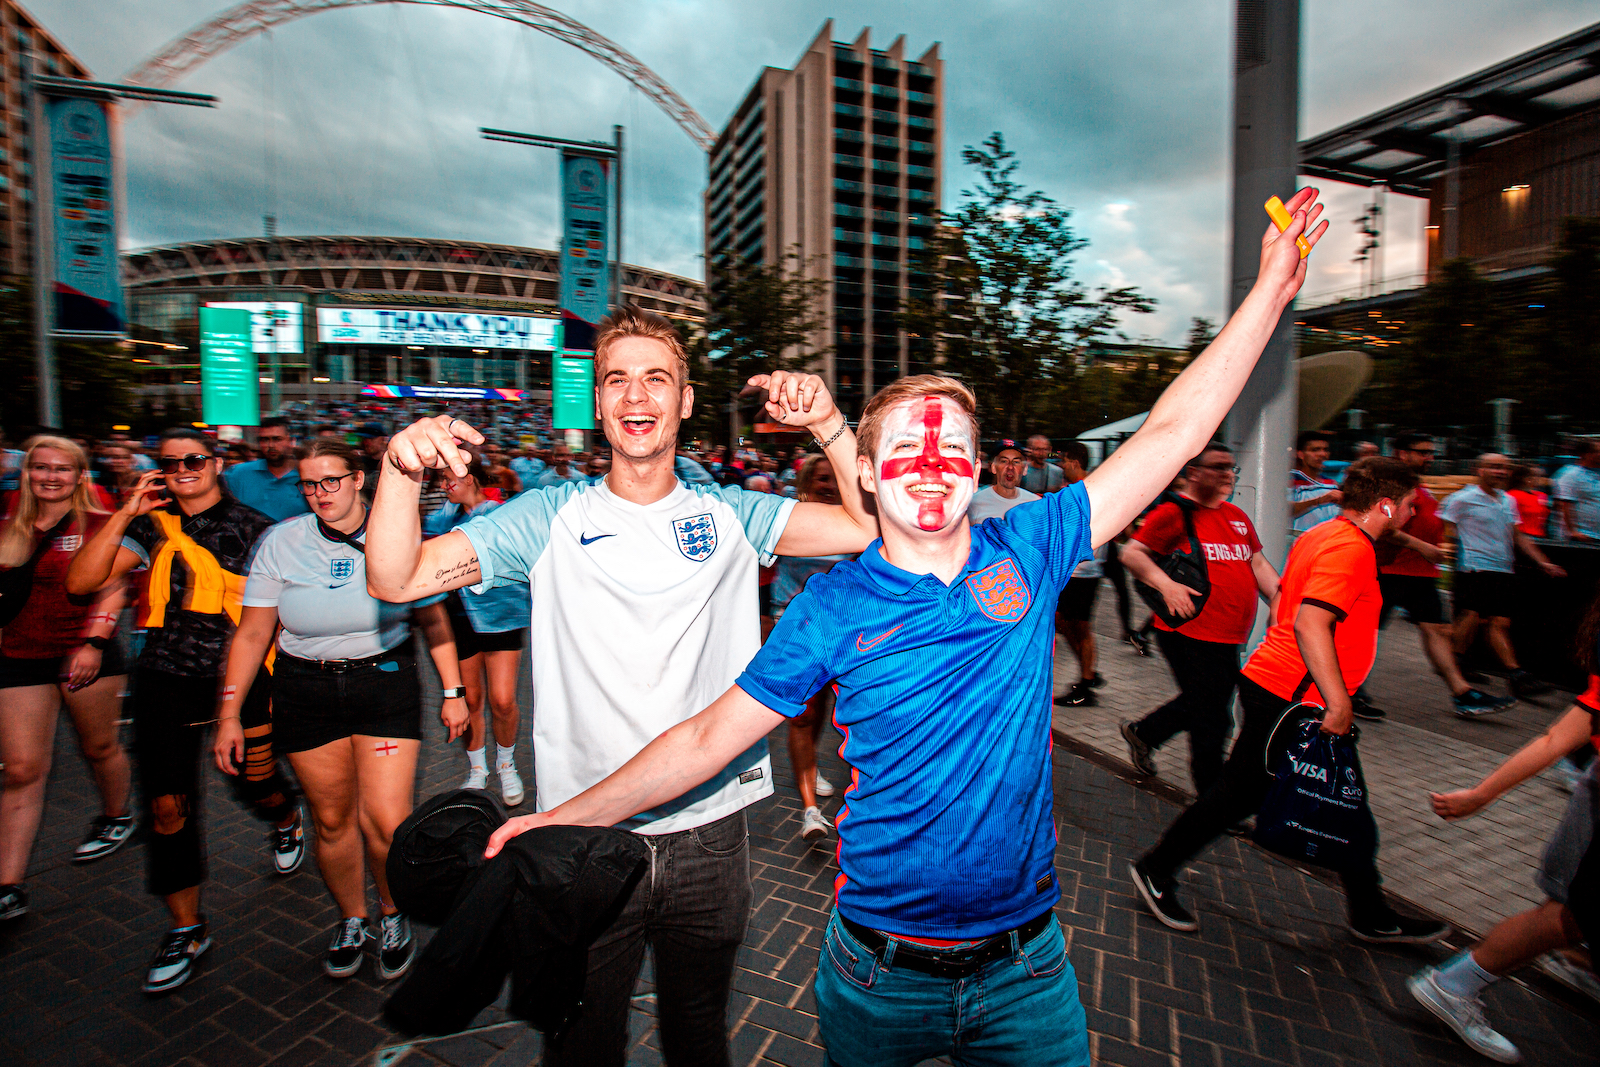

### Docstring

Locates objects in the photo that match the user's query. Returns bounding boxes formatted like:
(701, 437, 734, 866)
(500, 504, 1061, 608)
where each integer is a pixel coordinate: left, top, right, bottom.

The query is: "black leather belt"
(839, 910, 1054, 979)
(281, 636, 413, 673)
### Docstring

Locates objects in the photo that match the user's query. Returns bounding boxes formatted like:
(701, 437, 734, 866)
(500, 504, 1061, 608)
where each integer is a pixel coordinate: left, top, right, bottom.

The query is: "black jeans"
(132, 668, 295, 897)
(544, 810, 752, 1067)
(1103, 540, 1133, 635)
(1134, 631, 1241, 796)
(1139, 675, 1388, 924)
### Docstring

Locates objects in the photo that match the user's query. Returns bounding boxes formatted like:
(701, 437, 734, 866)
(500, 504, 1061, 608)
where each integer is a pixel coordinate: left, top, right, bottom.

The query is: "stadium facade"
(122, 235, 705, 410)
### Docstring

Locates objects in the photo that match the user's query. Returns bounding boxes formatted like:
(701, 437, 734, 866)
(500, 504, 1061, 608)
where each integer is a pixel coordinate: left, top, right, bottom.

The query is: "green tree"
(0, 277, 135, 439)
(901, 132, 1154, 439)
(684, 249, 831, 446)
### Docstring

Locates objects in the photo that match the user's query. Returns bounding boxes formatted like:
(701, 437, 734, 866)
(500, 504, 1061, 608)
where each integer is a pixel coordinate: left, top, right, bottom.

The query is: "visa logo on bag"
(1290, 758, 1328, 783)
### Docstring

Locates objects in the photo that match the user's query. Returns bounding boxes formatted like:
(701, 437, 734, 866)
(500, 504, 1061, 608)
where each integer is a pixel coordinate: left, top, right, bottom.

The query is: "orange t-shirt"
(1508, 489, 1549, 538)
(1242, 518, 1381, 705)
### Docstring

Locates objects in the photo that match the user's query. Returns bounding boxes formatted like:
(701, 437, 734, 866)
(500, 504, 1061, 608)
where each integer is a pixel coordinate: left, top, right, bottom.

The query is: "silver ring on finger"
(447, 418, 461, 437)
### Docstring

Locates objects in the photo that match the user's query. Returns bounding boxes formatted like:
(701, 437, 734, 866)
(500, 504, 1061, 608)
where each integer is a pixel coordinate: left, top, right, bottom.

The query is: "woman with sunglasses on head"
(214, 440, 467, 981)
(66, 429, 299, 994)
(0, 437, 135, 922)
(423, 456, 529, 805)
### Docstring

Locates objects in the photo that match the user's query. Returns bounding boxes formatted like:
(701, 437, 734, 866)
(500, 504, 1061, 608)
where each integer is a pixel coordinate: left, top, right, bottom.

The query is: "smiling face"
(597, 336, 692, 463)
(28, 446, 82, 505)
(159, 437, 221, 503)
(866, 396, 977, 535)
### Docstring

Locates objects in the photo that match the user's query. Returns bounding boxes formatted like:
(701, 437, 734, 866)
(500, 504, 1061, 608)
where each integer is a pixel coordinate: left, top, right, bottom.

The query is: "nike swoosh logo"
(855, 624, 905, 652)
(328, 582, 352, 590)
(579, 533, 616, 545)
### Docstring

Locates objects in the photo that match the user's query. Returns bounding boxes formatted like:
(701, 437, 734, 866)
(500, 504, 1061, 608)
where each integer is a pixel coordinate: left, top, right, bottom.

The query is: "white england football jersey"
(459, 478, 795, 833)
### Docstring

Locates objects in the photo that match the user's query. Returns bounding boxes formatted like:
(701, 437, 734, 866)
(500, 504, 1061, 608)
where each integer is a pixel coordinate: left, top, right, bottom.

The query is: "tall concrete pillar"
(1223, 0, 1300, 586)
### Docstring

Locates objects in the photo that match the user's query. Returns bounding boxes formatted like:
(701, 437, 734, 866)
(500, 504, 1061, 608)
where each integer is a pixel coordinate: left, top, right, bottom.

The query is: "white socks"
(466, 746, 487, 773)
(496, 743, 517, 771)
(1434, 950, 1497, 999)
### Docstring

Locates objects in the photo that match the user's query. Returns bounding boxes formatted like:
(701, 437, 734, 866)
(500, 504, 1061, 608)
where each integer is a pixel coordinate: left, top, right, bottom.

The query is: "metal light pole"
(25, 70, 215, 426)
(1223, 0, 1301, 590)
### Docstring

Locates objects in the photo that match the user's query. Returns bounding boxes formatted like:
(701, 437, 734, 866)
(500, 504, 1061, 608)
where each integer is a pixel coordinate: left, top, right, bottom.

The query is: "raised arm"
(65, 470, 165, 595)
(484, 684, 785, 856)
(751, 371, 879, 556)
(1083, 188, 1327, 545)
(367, 415, 488, 601)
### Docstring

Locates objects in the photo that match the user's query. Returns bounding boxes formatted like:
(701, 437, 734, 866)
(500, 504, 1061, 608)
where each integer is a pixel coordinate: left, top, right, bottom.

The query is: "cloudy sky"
(34, 0, 1597, 344)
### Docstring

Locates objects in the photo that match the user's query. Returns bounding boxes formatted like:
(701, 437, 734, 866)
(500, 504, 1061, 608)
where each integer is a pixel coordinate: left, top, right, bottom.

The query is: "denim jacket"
(424, 501, 529, 634)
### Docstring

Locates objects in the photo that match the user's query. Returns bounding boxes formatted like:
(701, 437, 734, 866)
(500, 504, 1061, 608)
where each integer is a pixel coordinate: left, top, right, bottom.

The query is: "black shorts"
(0, 642, 127, 689)
(1056, 577, 1101, 623)
(272, 639, 423, 753)
(448, 610, 526, 659)
(1453, 570, 1517, 621)
(1378, 574, 1445, 627)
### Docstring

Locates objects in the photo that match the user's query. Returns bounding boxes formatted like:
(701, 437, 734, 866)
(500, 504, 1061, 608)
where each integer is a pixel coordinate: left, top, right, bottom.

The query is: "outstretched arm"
(1083, 188, 1327, 546)
(367, 415, 489, 601)
(751, 371, 879, 556)
(484, 684, 785, 856)
(1431, 705, 1591, 820)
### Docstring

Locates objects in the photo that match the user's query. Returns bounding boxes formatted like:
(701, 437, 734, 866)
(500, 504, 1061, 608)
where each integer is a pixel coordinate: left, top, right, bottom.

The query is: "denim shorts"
(815, 909, 1089, 1067)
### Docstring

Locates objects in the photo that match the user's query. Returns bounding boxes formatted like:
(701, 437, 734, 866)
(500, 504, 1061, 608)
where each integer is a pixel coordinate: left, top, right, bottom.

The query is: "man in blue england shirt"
(484, 189, 1328, 1065)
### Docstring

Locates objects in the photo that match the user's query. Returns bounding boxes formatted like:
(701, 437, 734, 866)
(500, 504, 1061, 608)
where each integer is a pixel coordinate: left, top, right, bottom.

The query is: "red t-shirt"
(1, 512, 109, 660)
(1134, 499, 1262, 645)
(1576, 675, 1600, 753)
(1508, 489, 1549, 538)
(1378, 484, 1444, 578)
(1243, 518, 1381, 705)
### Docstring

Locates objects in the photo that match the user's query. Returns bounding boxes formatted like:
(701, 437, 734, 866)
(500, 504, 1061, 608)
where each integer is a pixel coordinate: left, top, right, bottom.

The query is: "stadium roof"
(1298, 21, 1600, 196)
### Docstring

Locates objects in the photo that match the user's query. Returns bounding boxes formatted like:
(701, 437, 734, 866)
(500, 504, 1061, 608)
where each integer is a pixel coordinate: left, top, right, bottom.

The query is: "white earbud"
(1382, 505, 1393, 517)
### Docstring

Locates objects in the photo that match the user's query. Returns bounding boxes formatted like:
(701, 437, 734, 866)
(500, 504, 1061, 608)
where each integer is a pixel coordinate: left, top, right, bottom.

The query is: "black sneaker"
(1510, 670, 1550, 699)
(1087, 673, 1108, 690)
(1350, 912, 1450, 945)
(1126, 632, 1150, 656)
(1130, 861, 1198, 932)
(0, 884, 28, 921)
(1120, 721, 1156, 776)
(143, 920, 211, 993)
(74, 814, 136, 863)
(1053, 682, 1097, 707)
(1352, 695, 1386, 722)
(273, 807, 305, 876)
(1453, 688, 1515, 719)
(377, 913, 416, 981)
(324, 917, 369, 979)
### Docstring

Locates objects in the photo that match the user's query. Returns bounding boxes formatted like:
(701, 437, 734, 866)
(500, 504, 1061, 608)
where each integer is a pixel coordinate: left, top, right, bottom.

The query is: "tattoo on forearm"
(434, 556, 480, 584)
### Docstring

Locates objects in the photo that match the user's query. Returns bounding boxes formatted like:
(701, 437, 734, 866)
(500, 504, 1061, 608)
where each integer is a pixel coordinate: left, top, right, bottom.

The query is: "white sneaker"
(814, 774, 835, 798)
(497, 763, 525, 807)
(1408, 969, 1521, 1064)
(801, 806, 832, 842)
(462, 766, 488, 791)
(1540, 951, 1600, 1003)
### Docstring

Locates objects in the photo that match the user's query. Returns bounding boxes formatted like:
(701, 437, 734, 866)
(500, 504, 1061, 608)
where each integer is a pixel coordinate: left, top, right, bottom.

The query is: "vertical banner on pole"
(47, 96, 124, 335)
(200, 306, 260, 427)
(558, 151, 610, 352)
(552, 354, 595, 431)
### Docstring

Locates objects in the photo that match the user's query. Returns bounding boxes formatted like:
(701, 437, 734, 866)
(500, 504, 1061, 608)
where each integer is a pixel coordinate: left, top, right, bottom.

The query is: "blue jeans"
(815, 910, 1090, 1067)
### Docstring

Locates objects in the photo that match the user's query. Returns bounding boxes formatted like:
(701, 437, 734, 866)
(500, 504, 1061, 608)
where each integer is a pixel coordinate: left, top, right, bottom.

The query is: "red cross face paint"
(875, 396, 977, 533)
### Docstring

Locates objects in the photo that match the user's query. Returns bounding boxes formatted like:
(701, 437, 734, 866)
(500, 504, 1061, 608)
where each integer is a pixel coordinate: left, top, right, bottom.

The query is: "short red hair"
(856, 375, 980, 459)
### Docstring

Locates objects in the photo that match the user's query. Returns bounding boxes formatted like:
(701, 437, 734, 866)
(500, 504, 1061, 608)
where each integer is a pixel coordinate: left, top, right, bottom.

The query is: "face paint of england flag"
(874, 396, 977, 534)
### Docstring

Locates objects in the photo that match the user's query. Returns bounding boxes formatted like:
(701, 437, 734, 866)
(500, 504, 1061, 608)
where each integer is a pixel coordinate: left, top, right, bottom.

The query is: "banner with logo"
(200, 306, 259, 426)
(206, 301, 304, 354)
(558, 152, 610, 349)
(361, 385, 528, 401)
(48, 96, 123, 334)
(316, 307, 557, 350)
(553, 355, 595, 430)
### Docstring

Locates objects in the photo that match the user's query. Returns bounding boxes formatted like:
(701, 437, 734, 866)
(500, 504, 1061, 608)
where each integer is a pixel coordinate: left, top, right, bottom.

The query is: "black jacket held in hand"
(382, 789, 649, 1040)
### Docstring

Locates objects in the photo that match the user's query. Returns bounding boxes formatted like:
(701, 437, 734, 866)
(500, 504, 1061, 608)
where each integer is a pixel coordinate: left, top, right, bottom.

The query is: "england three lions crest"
(673, 513, 717, 562)
(330, 557, 357, 582)
(965, 558, 1031, 623)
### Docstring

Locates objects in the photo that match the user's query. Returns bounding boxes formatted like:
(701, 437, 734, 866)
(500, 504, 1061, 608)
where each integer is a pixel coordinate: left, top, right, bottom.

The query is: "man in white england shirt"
(366, 307, 876, 1066)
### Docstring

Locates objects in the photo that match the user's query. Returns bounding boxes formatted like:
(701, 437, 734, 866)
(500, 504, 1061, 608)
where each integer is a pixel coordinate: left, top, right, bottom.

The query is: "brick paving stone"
(3, 647, 1598, 1065)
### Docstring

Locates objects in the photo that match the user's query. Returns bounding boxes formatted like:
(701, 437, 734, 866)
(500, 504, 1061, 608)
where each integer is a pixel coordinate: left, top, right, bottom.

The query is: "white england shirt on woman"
(457, 478, 794, 833)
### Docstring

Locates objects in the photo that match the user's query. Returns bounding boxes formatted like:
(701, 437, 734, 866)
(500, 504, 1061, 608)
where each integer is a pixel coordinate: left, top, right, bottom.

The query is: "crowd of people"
(0, 188, 1591, 1066)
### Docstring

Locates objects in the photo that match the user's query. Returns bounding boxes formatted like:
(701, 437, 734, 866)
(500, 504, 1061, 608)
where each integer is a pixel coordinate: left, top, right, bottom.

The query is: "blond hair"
(594, 304, 691, 385)
(856, 375, 980, 459)
(0, 435, 106, 568)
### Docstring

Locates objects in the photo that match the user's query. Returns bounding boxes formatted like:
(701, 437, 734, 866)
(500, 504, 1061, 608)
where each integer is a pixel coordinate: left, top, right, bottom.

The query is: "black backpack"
(1133, 494, 1211, 629)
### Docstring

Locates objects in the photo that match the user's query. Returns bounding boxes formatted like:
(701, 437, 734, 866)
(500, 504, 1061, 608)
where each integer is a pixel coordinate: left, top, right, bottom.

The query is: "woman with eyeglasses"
(423, 457, 529, 804)
(213, 440, 467, 982)
(0, 436, 135, 923)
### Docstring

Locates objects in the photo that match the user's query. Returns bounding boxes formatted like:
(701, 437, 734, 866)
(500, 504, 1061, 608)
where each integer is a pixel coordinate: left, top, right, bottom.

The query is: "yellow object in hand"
(1264, 195, 1311, 258)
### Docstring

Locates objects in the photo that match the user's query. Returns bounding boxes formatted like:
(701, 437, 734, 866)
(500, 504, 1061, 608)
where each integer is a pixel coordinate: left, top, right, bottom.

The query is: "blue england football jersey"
(736, 481, 1093, 939)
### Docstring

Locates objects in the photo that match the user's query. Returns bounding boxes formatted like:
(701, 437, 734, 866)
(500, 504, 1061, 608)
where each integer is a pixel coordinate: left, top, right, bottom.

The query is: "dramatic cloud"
(35, 0, 1598, 343)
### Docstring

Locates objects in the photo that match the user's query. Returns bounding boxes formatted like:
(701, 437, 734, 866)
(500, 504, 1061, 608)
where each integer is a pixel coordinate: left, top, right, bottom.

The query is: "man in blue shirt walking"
(483, 189, 1328, 1065)
(223, 417, 309, 522)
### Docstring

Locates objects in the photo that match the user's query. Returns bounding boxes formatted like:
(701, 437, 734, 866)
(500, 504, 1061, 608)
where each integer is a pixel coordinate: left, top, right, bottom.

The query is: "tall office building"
(705, 21, 942, 415)
(0, 2, 91, 278)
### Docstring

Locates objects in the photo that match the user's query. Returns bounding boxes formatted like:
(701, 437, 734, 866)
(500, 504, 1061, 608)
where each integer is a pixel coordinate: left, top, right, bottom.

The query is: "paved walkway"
(1051, 585, 1578, 939)
(2, 643, 1598, 1066)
